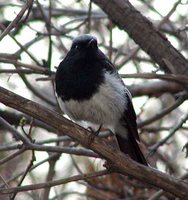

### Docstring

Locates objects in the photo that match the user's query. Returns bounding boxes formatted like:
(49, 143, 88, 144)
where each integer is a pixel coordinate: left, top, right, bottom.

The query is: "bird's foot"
(87, 124, 103, 147)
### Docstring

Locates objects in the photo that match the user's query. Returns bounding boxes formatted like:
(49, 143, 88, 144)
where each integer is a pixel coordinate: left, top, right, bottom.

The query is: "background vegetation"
(0, 0, 188, 199)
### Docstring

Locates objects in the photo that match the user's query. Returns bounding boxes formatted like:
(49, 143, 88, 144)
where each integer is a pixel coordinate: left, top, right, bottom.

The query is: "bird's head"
(72, 34, 98, 50)
(68, 34, 98, 59)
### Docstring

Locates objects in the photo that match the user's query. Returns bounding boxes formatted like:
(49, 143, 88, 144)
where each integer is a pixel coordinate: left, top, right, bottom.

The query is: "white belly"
(57, 72, 127, 127)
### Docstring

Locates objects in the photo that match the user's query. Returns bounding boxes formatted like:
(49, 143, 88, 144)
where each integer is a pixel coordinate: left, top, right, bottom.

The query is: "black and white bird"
(55, 34, 147, 165)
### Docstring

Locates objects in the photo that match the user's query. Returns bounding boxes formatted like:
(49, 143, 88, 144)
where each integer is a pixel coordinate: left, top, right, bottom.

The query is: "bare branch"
(92, 0, 188, 75)
(138, 92, 188, 128)
(149, 111, 188, 154)
(0, 170, 109, 195)
(0, 86, 188, 197)
(0, 0, 33, 41)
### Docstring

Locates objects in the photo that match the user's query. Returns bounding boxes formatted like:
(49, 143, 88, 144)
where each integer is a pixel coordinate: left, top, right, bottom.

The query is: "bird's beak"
(87, 38, 97, 48)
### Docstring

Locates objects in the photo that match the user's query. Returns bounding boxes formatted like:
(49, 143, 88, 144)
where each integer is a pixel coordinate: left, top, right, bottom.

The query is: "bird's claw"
(87, 124, 103, 147)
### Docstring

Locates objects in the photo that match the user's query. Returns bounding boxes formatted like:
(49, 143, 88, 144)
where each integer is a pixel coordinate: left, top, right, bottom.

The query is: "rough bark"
(0, 86, 188, 198)
(92, 0, 188, 75)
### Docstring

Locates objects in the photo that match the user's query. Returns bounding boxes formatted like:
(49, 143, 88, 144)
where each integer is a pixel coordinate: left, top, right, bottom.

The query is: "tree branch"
(0, 86, 188, 197)
(92, 0, 188, 75)
(0, 0, 33, 41)
(0, 170, 109, 195)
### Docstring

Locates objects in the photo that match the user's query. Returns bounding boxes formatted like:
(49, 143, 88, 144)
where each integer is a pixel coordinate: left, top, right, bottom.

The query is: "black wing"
(117, 92, 147, 165)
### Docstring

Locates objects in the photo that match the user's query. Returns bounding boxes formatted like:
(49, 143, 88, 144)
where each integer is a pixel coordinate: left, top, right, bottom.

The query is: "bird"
(55, 34, 147, 165)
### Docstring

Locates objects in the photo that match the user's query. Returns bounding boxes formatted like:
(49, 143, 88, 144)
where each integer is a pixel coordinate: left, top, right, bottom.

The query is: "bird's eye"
(75, 45, 80, 50)
(71, 43, 82, 50)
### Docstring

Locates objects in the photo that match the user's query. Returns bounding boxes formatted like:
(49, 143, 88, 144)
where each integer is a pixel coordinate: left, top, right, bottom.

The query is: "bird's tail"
(116, 133, 148, 166)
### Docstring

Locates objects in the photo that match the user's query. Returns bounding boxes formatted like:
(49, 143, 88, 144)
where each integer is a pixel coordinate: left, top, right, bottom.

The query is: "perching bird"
(55, 34, 147, 165)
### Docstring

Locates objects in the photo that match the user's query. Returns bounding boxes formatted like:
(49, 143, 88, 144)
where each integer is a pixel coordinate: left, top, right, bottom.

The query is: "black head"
(72, 34, 97, 48)
(69, 34, 98, 58)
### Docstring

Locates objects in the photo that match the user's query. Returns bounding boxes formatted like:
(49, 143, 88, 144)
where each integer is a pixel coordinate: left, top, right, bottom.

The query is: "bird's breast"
(57, 72, 126, 127)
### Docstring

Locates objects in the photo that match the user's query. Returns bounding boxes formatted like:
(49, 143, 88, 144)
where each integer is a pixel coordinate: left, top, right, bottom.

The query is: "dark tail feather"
(116, 134, 148, 166)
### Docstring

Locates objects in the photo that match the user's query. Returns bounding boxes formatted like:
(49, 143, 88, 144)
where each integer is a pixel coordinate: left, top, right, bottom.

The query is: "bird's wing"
(117, 92, 148, 165)
(122, 91, 140, 141)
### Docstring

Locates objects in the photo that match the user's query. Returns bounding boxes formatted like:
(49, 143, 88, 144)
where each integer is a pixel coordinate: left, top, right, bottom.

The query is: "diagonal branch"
(92, 0, 188, 75)
(149, 111, 188, 154)
(0, 0, 33, 41)
(0, 86, 188, 198)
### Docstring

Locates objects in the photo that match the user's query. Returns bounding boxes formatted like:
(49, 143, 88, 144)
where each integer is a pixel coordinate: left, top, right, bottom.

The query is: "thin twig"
(0, 147, 26, 166)
(148, 190, 164, 200)
(0, 24, 41, 65)
(0, 117, 31, 144)
(121, 72, 188, 85)
(87, 0, 92, 33)
(0, 170, 110, 195)
(0, 153, 59, 188)
(0, 69, 44, 74)
(0, 0, 33, 41)
(138, 92, 188, 128)
(149, 111, 188, 155)
(0, 175, 9, 189)
(11, 150, 36, 200)
(0, 57, 51, 73)
(42, 152, 60, 200)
